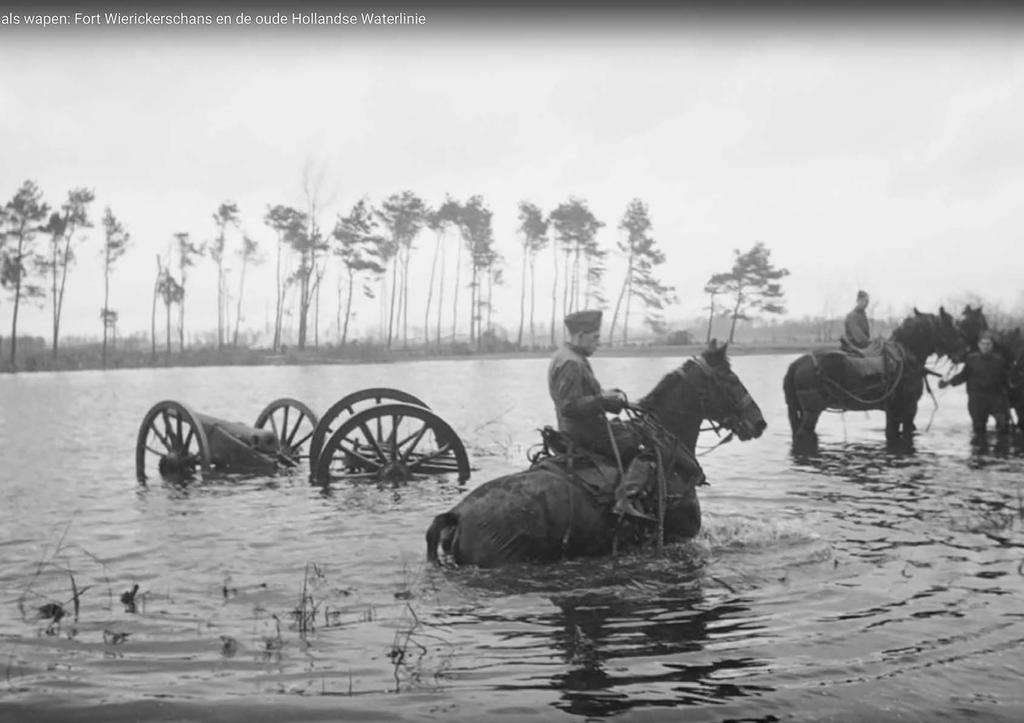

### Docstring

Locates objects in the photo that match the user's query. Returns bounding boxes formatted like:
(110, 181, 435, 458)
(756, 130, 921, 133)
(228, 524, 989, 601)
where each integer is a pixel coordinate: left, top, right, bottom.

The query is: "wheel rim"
(136, 401, 211, 482)
(308, 388, 429, 476)
(313, 403, 469, 485)
(254, 397, 319, 468)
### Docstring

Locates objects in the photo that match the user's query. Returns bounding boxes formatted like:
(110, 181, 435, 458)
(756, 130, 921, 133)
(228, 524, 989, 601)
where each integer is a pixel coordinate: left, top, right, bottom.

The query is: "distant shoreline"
(0, 340, 819, 375)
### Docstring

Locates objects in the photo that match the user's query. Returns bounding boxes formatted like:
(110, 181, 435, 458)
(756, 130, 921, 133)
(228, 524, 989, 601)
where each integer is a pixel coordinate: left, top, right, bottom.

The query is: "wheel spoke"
(398, 423, 430, 465)
(330, 439, 384, 470)
(290, 429, 314, 450)
(159, 410, 179, 447)
(149, 422, 172, 452)
(285, 412, 307, 447)
(405, 442, 455, 468)
(357, 422, 390, 462)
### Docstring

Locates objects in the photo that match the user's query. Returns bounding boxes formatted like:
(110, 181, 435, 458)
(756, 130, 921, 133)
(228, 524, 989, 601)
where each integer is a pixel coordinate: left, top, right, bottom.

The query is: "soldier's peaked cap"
(564, 309, 602, 334)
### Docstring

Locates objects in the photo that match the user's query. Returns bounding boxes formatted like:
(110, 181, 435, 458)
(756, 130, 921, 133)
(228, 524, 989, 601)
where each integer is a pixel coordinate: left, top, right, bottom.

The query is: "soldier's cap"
(857, 290, 869, 300)
(564, 309, 602, 334)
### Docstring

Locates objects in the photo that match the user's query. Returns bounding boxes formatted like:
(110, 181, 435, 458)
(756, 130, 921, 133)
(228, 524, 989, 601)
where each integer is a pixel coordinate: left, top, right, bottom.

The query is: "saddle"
(812, 340, 904, 402)
(529, 427, 621, 504)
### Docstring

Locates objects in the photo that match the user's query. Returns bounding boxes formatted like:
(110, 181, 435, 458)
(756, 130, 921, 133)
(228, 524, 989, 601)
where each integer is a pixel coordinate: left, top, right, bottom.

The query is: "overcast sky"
(2, 5, 1023, 343)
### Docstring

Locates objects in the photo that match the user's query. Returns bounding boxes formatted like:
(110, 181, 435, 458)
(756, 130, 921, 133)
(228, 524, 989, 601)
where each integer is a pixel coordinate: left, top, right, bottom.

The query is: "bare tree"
(550, 198, 604, 319)
(516, 201, 549, 349)
(40, 187, 94, 359)
(609, 199, 674, 345)
(174, 232, 203, 352)
(458, 196, 494, 346)
(332, 199, 386, 347)
(211, 202, 240, 350)
(264, 205, 304, 351)
(702, 273, 731, 344)
(100, 208, 130, 367)
(424, 198, 461, 348)
(233, 233, 263, 346)
(713, 242, 790, 343)
(2, 180, 49, 368)
(375, 191, 426, 349)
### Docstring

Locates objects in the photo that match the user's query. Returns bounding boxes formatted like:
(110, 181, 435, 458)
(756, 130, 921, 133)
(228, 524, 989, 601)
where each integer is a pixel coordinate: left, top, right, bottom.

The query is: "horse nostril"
(756, 419, 767, 435)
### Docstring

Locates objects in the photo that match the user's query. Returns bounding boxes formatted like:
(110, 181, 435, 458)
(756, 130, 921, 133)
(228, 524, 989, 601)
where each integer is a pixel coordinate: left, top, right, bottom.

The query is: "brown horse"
(425, 341, 766, 568)
(783, 308, 965, 444)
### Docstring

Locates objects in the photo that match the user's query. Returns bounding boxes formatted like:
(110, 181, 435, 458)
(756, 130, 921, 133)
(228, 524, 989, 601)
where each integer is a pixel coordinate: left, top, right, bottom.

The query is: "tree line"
(1, 178, 699, 369)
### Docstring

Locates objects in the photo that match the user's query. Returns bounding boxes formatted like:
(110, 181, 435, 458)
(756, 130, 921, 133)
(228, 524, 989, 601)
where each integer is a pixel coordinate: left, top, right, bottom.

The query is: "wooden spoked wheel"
(308, 388, 429, 476)
(136, 400, 212, 482)
(254, 397, 319, 468)
(313, 403, 470, 486)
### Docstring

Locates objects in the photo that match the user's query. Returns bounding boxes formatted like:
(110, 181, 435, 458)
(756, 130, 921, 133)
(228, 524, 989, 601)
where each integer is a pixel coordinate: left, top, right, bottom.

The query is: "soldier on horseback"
(841, 290, 872, 355)
(548, 309, 704, 523)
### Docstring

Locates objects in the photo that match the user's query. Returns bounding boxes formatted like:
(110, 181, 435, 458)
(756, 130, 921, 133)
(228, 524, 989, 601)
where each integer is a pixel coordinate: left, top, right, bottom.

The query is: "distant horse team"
(424, 302, 1019, 569)
(783, 307, 965, 443)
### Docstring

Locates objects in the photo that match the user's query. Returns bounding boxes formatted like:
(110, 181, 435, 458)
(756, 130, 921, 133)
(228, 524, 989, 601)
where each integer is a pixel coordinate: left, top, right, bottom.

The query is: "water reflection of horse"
(547, 587, 768, 716)
(957, 305, 1024, 432)
(783, 309, 965, 446)
(425, 341, 766, 568)
(438, 553, 769, 717)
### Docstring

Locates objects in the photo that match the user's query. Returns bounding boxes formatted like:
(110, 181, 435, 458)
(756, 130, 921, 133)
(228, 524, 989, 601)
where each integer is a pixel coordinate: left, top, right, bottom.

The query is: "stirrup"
(613, 499, 656, 524)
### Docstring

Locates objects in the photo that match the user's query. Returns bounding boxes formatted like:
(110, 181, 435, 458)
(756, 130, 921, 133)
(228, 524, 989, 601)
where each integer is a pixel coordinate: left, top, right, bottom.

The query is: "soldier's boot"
(612, 457, 657, 524)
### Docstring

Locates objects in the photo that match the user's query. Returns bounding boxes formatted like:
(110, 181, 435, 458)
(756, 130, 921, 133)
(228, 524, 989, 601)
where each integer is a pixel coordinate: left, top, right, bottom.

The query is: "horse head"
(682, 339, 766, 441)
(899, 308, 966, 364)
(936, 306, 968, 363)
(957, 304, 988, 351)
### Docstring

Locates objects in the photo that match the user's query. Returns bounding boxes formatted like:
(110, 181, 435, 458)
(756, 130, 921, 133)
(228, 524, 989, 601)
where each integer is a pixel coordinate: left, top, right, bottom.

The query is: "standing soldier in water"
(939, 331, 1011, 436)
(548, 309, 704, 523)
(842, 290, 872, 353)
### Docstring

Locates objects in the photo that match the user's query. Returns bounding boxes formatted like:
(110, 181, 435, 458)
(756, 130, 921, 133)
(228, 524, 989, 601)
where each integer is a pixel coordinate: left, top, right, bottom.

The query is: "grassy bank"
(0, 338, 817, 375)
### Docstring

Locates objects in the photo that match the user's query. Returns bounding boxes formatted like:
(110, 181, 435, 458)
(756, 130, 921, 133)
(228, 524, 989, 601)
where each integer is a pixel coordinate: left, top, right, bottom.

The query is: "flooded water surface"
(2, 353, 1023, 721)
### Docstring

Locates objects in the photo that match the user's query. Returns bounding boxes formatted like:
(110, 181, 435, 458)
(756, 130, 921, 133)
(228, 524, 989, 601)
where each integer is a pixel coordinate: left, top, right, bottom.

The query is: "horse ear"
(709, 338, 718, 351)
(940, 306, 950, 320)
(963, 304, 972, 314)
(914, 307, 922, 316)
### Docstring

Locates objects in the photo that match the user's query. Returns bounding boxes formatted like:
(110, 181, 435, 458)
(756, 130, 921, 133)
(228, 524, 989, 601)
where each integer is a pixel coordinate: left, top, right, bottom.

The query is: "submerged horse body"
(425, 341, 766, 568)
(783, 308, 965, 443)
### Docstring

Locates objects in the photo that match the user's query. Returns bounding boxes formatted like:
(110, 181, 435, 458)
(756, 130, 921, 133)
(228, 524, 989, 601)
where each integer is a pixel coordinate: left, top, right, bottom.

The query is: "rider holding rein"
(548, 309, 703, 523)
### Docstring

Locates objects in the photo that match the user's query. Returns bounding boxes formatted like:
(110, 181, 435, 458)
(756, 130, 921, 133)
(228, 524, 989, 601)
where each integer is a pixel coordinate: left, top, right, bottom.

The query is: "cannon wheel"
(254, 398, 319, 468)
(313, 403, 470, 486)
(136, 400, 212, 482)
(308, 388, 429, 473)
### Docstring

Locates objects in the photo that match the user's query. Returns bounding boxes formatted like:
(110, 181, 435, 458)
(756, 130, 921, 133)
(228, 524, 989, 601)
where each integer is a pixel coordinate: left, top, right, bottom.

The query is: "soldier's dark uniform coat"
(843, 307, 871, 349)
(947, 350, 1010, 433)
(547, 342, 639, 459)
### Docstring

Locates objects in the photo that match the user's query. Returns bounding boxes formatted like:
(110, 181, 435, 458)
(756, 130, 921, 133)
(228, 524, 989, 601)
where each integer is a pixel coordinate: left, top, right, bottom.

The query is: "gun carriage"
(135, 388, 471, 486)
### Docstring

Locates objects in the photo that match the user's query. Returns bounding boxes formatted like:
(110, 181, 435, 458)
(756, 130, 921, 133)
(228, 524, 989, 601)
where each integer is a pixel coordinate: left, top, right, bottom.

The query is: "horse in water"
(957, 305, 1024, 431)
(425, 341, 766, 568)
(783, 308, 965, 444)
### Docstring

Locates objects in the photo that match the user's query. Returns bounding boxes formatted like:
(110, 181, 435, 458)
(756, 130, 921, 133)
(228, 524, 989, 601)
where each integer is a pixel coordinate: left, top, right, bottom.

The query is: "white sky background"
(1, 7, 1023, 344)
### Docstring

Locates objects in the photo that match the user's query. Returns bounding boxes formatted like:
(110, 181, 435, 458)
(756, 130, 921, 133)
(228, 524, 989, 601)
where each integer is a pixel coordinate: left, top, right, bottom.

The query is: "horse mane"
(638, 366, 685, 410)
(637, 345, 730, 410)
(890, 312, 937, 352)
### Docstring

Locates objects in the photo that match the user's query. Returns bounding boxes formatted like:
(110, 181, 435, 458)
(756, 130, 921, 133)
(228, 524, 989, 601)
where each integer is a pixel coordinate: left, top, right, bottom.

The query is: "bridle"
(632, 356, 751, 447)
